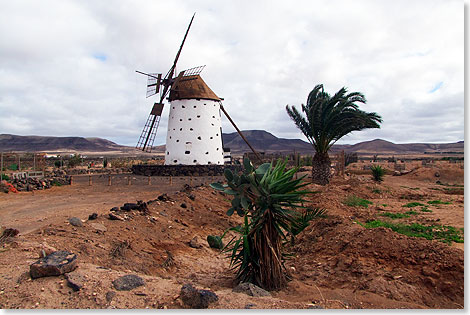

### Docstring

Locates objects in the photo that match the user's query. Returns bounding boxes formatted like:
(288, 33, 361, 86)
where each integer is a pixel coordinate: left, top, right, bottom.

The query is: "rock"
(88, 213, 98, 220)
(112, 274, 145, 291)
(106, 291, 116, 302)
(38, 243, 57, 258)
(121, 203, 139, 211)
(189, 236, 203, 249)
(189, 194, 196, 201)
(393, 171, 401, 176)
(244, 303, 256, 309)
(30, 251, 78, 279)
(108, 213, 124, 221)
(180, 203, 187, 209)
(68, 217, 83, 227)
(65, 271, 85, 291)
(207, 235, 223, 249)
(434, 172, 440, 178)
(110, 207, 119, 212)
(338, 185, 351, 191)
(233, 282, 271, 297)
(180, 283, 218, 309)
(89, 223, 107, 233)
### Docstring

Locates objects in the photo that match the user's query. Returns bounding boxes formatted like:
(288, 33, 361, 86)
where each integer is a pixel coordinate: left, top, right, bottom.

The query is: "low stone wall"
(131, 164, 241, 177)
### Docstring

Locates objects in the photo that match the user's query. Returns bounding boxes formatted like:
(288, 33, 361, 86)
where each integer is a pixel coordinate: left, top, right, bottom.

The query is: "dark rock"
(207, 235, 223, 249)
(1, 228, 19, 238)
(245, 303, 257, 309)
(110, 207, 119, 212)
(435, 172, 440, 178)
(121, 203, 139, 211)
(189, 236, 203, 249)
(68, 217, 83, 227)
(108, 213, 124, 221)
(180, 203, 187, 209)
(105, 291, 116, 302)
(189, 194, 196, 201)
(30, 250, 78, 279)
(233, 282, 271, 297)
(157, 193, 171, 202)
(180, 283, 218, 309)
(112, 274, 145, 291)
(88, 213, 98, 220)
(65, 271, 85, 291)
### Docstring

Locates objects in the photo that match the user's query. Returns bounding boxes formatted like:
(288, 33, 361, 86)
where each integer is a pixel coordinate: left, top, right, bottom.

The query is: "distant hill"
(0, 132, 463, 156)
(221, 130, 463, 155)
(0, 134, 127, 152)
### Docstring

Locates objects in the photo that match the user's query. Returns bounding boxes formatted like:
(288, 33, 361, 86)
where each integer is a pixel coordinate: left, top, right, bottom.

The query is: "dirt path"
(0, 175, 218, 234)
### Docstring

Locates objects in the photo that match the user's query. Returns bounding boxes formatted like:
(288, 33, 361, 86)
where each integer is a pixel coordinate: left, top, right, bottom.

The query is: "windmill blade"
(159, 13, 196, 102)
(136, 70, 162, 98)
(146, 73, 162, 97)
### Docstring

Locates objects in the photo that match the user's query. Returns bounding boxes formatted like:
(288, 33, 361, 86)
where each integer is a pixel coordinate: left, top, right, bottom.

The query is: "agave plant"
(211, 158, 325, 290)
(371, 165, 385, 182)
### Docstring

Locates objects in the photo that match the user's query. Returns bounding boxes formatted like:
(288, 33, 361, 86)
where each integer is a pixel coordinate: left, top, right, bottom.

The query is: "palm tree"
(286, 84, 382, 185)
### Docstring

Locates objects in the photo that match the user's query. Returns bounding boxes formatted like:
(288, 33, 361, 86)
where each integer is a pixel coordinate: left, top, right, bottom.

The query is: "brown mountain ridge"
(0, 132, 463, 155)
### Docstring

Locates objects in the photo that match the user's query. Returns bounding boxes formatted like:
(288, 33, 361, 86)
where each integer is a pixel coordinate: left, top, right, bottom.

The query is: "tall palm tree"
(286, 84, 382, 185)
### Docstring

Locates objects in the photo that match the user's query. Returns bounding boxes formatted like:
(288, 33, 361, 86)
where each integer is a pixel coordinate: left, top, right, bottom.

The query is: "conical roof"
(169, 75, 220, 102)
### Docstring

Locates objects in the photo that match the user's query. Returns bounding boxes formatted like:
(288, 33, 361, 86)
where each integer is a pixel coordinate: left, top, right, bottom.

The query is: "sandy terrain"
(0, 163, 463, 309)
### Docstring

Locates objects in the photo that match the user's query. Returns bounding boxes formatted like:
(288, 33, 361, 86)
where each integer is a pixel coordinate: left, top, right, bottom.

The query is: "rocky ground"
(0, 162, 464, 309)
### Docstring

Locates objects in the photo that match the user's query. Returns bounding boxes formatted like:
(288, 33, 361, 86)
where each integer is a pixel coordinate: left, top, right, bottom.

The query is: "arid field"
(0, 161, 463, 309)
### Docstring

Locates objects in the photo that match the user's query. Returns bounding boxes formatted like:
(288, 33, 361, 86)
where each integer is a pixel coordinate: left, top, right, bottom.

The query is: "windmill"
(136, 14, 262, 165)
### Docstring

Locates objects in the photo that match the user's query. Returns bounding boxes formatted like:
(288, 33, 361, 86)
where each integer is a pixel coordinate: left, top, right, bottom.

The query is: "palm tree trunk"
(312, 152, 331, 185)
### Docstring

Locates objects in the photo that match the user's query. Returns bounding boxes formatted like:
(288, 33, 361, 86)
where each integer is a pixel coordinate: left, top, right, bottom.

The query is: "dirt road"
(0, 174, 220, 234)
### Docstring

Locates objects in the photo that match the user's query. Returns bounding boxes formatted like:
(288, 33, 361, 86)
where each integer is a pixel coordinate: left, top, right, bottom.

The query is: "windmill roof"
(169, 75, 220, 102)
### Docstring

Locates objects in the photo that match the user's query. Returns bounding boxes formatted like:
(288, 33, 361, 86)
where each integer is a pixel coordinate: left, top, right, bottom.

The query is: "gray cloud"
(0, 0, 463, 147)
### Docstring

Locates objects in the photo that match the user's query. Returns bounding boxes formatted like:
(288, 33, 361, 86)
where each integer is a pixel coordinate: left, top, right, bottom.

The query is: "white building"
(164, 75, 224, 165)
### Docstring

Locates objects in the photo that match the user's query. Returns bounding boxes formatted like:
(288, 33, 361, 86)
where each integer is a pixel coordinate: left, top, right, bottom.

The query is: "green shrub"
(402, 202, 425, 208)
(420, 206, 432, 213)
(427, 200, 451, 205)
(360, 220, 463, 244)
(1, 174, 9, 181)
(8, 164, 18, 171)
(67, 154, 82, 168)
(379, 212, 410, 219)
(211, 158, 323, 290)
(343, 195, 373, 208)
(370, 165, 385, 182)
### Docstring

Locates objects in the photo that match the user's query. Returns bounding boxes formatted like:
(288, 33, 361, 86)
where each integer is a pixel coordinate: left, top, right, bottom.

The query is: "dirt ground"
(0, 162, 464, 309)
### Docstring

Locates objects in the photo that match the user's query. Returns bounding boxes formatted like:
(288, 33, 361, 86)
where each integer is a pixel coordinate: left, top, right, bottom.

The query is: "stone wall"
(131, 164, 241, 177)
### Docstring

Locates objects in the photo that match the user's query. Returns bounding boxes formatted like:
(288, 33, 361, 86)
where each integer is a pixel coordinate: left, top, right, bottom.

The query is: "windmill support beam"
(219, 103, 263, 163)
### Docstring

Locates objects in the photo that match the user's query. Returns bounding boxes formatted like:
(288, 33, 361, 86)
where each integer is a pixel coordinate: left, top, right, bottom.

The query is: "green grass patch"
(360, 220, 464, 244)
(381, 204, 388, 207)
(50, 180, 62, 187)
(343, 195, 373, 208)
(379, 212, 410, 219)
(372, 188, 382, 194)
(420, 206, 432, 213)
(402, 202, 425, 208)
(427, 200, 451, 205)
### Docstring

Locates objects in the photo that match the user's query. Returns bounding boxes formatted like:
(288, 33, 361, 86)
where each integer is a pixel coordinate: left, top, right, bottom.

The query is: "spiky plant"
(286, 84, 382, 185)
(371, 165, 385, 182)
(211, 158, 324, 290)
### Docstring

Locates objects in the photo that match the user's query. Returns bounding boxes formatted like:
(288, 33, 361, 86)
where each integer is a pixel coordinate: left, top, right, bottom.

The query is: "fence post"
(127, 176, 131, 186)
(89, 175, 92, 186)
(0, 152, 3, 181)
(70, 175, 73, 185)
(108, 175, 111, 186)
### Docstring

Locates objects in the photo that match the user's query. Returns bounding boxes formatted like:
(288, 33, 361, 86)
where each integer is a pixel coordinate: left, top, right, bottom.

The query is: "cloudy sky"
(0, 0, 464, 146)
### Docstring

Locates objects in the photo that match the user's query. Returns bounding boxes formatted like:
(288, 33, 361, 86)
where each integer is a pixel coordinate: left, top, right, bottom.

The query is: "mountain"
(0, 132, 463, 156)
(221, 131, 463, 155)
(0, 134, 127, 152)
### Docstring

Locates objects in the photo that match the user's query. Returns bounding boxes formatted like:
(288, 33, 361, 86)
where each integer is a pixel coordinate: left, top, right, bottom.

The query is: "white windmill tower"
(136, 14, 261, 165)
